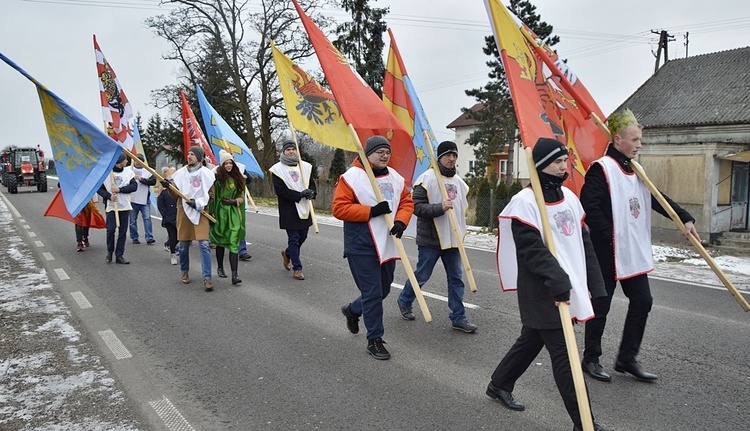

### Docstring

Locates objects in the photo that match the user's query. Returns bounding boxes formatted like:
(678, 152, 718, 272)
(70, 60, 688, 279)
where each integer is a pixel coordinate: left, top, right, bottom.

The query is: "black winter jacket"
(272, 172, 316, 231)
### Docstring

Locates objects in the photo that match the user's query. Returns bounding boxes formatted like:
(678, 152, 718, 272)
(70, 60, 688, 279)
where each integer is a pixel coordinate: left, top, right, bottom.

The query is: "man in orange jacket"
(333, 136, 414, 361)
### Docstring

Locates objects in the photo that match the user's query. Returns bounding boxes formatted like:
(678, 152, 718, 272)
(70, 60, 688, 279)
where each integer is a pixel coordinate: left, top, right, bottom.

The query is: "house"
(446, 103, 529, 183)
(616, 46, 750, 243)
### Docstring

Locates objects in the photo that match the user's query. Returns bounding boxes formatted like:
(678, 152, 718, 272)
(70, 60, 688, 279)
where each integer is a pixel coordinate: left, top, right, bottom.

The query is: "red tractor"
(1, 147, 47, 194)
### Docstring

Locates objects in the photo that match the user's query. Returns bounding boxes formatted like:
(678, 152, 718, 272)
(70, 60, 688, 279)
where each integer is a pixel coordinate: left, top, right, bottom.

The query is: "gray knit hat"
(188, 145, 205, 162)
(365, 135, 391, 156)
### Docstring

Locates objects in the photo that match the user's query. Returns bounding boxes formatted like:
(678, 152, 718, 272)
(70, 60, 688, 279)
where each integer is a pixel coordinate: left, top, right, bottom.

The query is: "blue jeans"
(179, 240, 212, 280)
(398, 247, 467, 324)
(106, 210, 130, 258)
(285, 228, 309, 271)
(239, 238, 248, 256)
(347, 255, 396, 340)
(129, 203, 154, 241)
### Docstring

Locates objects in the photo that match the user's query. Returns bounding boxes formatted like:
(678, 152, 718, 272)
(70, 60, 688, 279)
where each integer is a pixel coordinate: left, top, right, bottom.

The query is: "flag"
(0, 52, 122, 216)
(94, 35, 134, 151)
(180, 90, 217, 165)
(195, 84, 264, 178)
(383, 28, 439, 186)
(484, 0, 609, 195)
(44, 190, 106, 229)
(132, 120, 145, 158)
(270, 41, 354, 152)
(291, 0, 416, 185)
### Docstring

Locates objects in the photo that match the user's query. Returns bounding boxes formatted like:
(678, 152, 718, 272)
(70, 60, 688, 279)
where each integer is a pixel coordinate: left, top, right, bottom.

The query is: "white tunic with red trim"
(596, 156, 653, 280)
(269, 161, 313, 220)
(416, 169, 469, 250)
(341, 167, 405, 263)
(497, 187, 594, 322)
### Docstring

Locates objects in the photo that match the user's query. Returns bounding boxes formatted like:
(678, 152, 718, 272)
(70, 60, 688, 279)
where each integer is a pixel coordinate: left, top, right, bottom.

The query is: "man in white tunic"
(580, 109, 700, 383)
(128, 154, 157, 245)
(395, 141, 476, 333)
(489, 138, 608, 431)
(97, 153, 138, 264)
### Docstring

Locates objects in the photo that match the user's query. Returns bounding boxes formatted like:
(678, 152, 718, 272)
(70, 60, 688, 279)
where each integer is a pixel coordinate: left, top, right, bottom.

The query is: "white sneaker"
(170, 254, 178, 265)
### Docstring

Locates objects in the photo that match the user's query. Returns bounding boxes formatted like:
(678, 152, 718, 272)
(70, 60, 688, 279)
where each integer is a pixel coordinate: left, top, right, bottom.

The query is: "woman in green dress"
(209, 150, 246, 285)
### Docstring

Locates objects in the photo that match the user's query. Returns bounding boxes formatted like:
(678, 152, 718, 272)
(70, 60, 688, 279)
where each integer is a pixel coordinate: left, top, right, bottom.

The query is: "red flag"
(44, 189, 106, 229)
(485, 0, 609, 195)
(180, 91, 217, 165)
(291, 0, 416, 185)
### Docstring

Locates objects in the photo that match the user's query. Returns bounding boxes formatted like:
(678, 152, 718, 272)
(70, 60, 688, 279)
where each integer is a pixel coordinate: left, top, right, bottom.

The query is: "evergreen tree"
(329, 148, 347, 181)
(464, 0, 560, 181)
(333, 0, 389, 97)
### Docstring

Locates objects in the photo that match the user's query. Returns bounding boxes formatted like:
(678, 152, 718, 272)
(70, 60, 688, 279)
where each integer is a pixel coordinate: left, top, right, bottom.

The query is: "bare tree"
(146, 0, 334, 172)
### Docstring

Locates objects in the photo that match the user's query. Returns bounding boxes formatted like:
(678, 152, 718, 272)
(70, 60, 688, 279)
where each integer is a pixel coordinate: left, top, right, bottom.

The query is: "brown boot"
(281, 250, 291, 271)
(293, 270, 305, 280)
(204, 279, 213, 291)
(181, 272, 190, 284)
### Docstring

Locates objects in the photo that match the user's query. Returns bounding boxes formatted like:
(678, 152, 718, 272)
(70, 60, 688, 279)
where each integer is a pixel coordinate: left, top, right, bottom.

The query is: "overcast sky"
(1, 0, 748, 156)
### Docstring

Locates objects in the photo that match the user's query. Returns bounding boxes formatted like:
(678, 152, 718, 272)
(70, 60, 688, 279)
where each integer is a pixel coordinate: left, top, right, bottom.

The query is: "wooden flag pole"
(289, 124, 319, 234)
(109, 171, 120, 227)
(121, 148, 216, 223)
(421, 130, 477, 293)
(524, 146, 594, 431)
(348, 125, 432, 323)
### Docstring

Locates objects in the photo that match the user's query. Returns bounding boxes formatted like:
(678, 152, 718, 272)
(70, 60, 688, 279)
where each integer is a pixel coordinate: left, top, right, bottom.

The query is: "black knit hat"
(365, 135, 391, 156)
(436, 141, 458, 160)
(116, 152, 127, 164)
(532, 138, 568, 171)
(188, 145, 204, 162)
(281, 140, 296, 152)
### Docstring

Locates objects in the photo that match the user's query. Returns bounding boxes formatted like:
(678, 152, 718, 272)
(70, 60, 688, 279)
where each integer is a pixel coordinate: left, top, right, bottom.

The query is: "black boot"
(217, 267, 227, 278)
(231, 271, 242, 285)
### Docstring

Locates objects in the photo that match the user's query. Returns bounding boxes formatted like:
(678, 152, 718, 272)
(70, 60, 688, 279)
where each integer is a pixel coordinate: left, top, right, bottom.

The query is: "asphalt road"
(3, 183, 749, 431)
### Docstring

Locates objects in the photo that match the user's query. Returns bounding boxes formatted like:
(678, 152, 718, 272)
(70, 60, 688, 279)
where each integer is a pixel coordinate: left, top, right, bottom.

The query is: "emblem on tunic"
(629, 197, 640, 219)
(291, 171, 299, 183)
(379, 181, 395, 200)
(114, 175, 123, 187)
(190, 174, 202, 188)
(553, 209, 576, 237)
(445, 183, 457, 200)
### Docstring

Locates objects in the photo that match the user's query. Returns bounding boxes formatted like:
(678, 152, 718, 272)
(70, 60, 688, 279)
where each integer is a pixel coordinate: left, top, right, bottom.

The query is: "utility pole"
(651, 29, 675, 74)
(684, 32, 690, 57)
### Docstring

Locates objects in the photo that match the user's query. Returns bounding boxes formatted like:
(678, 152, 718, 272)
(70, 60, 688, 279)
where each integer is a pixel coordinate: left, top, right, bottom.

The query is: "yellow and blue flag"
(0, 52, 122, 217)
(195, 84, 264, 178)
(132, 120, 146, 158)
(383, 28, 439, 186)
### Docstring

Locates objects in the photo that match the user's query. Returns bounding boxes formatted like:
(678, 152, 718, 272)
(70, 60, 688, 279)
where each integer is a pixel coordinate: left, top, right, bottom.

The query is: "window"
(468, 160, 476, 173)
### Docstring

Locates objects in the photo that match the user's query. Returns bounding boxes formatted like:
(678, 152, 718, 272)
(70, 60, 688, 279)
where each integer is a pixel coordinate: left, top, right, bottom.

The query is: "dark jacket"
(580, 145, 694, 250)
(272, 172, 316, 231)
(157, 189, 177, 226)
(512, 182, 607, 329)
(96, 166, 138, 202)
(412, 183, 448, 249)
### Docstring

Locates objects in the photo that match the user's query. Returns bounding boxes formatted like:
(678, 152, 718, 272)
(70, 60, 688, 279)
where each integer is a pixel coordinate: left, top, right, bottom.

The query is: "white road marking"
(149, 396, 196, 431)
(54, 268, 69, 280)
(22, 224, 30, 229)
(391, 283, 480, 309)
(28, 231, 36, 237)
(34, 241, 44, 247)
(98, 329, 132, 360)
(42, 252, 54, 261)
(70, 291, 92, 309)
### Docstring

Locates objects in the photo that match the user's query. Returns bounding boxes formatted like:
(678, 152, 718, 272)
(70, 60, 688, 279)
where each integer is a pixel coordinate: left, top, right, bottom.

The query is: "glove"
(221, 198, 237, 206)
(390, 221, 406, 239)
(301, 189, 315, 200)
(185, 199, 197, 209)
(370, 201, 391, 218)
(244, 173, 252, 186)
(160, 179, 172, 189)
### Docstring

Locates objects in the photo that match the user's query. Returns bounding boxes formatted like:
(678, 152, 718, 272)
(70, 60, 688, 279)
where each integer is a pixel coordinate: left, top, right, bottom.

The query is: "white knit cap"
(219, 150, 234, 166)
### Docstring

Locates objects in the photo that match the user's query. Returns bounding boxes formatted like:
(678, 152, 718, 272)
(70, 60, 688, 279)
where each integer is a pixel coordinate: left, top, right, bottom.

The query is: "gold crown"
(606, 108, 639, 136)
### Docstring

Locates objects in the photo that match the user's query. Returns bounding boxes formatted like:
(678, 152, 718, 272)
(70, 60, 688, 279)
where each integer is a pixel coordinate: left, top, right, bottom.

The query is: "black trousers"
(165, 224, 177, 253)
(75, 225, 90, 243)
(106, 210, 130, 258)
(491, 325, 587, 427)
(584, 241, 654, 363)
